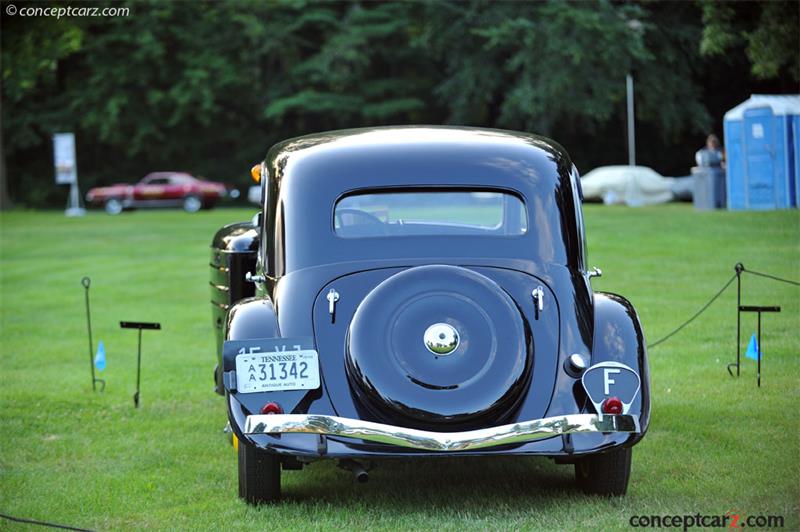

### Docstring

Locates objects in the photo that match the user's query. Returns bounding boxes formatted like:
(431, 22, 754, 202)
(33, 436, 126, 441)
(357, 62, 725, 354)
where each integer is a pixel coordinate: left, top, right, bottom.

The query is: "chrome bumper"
(243, 413, 640, 452)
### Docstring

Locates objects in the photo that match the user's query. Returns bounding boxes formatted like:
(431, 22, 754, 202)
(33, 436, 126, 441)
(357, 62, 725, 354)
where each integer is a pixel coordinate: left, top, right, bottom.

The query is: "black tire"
(213, 365, 224, 396)
(237, 437, 281, 504)
(574, 447, 632, 496)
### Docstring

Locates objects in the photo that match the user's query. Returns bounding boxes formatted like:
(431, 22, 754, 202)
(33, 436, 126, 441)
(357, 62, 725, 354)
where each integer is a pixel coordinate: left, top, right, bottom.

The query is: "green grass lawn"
(1, 205, 798, 530)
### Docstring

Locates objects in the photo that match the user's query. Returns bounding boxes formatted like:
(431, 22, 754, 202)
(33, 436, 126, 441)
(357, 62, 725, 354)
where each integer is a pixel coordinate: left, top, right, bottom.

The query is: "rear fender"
(225, 297, 279, 342)
(590, 292, 650, 440)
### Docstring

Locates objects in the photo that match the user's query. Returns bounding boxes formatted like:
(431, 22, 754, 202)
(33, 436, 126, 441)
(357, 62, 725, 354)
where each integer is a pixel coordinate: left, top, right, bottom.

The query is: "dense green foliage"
(1, 0, 798, 207)
(700, 0, 800, 80)
(0, 206, 797, 528)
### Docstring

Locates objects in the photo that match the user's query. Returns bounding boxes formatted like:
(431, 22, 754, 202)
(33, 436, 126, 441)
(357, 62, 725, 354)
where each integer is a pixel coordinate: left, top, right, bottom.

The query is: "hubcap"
(423, 323, 460, 355)
(184, 196, 201, 213)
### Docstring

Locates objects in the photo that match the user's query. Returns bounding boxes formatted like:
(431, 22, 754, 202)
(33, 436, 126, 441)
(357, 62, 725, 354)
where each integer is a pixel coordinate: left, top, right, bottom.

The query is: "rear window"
(334, 190, 527, 238)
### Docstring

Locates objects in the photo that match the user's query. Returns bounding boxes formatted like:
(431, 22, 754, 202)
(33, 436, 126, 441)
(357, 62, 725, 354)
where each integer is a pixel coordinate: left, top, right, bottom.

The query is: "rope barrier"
(647, 273, 737, 349)
(743, 268, 800, 287)
(0, 512, 93, 532)
(647, 265, 798, 349)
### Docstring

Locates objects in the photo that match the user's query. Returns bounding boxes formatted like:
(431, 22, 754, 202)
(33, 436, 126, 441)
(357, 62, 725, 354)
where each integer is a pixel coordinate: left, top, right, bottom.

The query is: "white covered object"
(580, 165, 675, 206)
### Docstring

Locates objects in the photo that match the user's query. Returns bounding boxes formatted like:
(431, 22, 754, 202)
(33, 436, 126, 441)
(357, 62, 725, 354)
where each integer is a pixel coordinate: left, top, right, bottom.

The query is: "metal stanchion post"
(82, 277, 105, 391)
(120, 321, 161, 407)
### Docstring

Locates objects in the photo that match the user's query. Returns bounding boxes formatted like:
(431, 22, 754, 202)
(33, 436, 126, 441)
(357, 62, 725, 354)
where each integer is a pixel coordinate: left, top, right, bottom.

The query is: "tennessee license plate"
(235, 349, 320, 393)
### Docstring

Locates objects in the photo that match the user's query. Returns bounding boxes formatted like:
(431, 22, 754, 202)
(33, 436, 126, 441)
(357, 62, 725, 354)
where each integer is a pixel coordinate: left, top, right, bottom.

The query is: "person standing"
(695, 133, 725, 168)
(693, 133, 727, 209)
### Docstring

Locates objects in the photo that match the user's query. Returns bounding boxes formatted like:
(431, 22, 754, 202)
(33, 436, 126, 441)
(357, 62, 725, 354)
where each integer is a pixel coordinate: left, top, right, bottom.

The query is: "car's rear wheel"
(574, 447, 632, 496)
(104, 198, 123, 215)
(183, 195, 202, 213)
(237, 437, 281, 504)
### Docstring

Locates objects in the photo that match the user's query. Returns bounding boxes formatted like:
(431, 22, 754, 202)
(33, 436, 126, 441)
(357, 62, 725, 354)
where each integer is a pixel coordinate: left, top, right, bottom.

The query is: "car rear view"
(210, 127, 650, 504)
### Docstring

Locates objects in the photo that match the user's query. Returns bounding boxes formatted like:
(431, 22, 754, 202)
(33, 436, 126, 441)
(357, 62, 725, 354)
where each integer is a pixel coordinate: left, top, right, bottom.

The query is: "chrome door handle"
(326, 289, 340, 322)
(245, 271, 265, 284)
(531, 286, 544, 313)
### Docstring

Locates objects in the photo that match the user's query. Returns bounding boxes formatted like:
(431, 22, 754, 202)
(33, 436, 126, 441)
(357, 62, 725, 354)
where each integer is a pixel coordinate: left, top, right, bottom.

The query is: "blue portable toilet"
(723, 94, 800, 210)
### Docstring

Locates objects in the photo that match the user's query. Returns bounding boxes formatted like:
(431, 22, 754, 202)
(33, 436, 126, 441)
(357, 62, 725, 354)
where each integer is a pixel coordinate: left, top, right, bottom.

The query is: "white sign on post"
(53, 132, 85, 216)
(53, 133, 77, 185)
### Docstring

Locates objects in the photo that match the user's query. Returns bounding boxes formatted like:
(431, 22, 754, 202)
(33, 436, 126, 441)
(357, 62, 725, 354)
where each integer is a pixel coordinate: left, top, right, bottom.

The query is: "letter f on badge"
(604, 368, 620, 394)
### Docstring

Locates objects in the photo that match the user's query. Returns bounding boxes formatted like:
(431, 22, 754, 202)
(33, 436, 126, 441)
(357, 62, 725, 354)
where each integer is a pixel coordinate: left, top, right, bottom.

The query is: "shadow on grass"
(274, 455, 585, 511)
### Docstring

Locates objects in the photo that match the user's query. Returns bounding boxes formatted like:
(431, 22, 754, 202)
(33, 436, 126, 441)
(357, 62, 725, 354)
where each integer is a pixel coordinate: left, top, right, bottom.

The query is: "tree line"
(1, 0, 797, 208)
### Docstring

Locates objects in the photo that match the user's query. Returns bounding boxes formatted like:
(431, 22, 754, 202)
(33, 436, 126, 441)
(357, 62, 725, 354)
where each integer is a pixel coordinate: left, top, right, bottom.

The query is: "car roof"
(266, 126, 571, 192)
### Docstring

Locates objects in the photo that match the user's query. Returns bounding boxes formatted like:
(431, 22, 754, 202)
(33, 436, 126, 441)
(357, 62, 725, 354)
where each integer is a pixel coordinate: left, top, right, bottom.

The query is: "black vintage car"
(210, 127, 650, 504)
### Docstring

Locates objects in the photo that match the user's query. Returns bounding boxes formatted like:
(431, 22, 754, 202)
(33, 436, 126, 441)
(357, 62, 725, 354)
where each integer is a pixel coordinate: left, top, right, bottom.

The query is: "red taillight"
(260, 402, 283, 415)
(601, 396, 623, 415)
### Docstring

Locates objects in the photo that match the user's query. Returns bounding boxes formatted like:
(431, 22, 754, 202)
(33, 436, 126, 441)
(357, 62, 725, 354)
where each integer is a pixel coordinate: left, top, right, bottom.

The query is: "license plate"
(235, 350, 320, 393)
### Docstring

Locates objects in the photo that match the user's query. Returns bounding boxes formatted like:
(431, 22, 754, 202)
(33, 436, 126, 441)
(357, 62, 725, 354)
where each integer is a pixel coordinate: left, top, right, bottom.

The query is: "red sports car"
(86, 172, 228, 214)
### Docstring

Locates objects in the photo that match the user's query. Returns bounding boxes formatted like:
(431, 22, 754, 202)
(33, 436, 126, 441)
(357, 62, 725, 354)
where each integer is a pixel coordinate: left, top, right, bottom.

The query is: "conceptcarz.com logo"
(629, 511, 785, 529)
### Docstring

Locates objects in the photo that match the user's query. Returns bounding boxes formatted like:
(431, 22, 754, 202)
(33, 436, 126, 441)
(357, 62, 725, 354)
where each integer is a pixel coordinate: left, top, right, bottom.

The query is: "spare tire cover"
(346, 265, 531, 426)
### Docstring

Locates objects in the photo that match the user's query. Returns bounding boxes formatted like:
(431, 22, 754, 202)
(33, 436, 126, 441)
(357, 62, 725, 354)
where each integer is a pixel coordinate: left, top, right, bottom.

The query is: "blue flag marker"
(94, 340, 106, 371)
(744, 333, 760, 361)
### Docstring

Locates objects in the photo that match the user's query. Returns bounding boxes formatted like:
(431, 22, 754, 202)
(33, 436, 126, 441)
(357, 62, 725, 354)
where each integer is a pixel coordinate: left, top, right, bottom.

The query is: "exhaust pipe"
(338, 459, 369, 483)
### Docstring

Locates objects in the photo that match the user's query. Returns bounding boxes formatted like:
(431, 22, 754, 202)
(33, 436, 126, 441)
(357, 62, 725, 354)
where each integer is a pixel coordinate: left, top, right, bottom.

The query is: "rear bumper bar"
(243, 413, 640, 452)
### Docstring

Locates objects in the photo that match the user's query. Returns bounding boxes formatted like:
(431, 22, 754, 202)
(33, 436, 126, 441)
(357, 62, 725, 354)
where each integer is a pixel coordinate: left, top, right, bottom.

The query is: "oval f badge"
(581, 362, 640, 416)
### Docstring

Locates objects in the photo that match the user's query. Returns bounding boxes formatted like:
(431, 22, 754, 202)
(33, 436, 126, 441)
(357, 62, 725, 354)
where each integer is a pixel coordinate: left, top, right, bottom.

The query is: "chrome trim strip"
(209, 263, 230, 273)
(243, 413, 640, 452)
(209, 300, 229, 311)
(209, 281, 230, 293)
